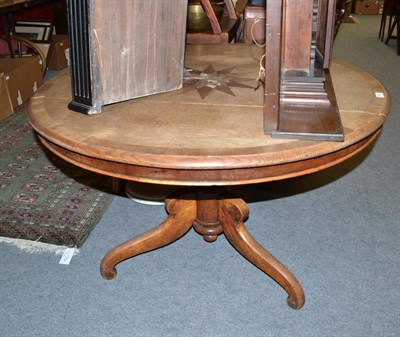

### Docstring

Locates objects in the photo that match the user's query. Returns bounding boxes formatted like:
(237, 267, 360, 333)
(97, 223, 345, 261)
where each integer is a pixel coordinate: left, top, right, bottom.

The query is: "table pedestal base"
(100, 189, 305, 309)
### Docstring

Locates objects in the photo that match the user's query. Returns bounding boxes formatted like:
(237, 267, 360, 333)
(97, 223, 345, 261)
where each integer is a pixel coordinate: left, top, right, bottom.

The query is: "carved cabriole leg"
(100, 193, 196, 280)
(219, 197, 305, 310)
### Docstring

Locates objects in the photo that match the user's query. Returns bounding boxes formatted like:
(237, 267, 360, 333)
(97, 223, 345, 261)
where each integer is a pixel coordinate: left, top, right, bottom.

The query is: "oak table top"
(28, 45, 390, 309)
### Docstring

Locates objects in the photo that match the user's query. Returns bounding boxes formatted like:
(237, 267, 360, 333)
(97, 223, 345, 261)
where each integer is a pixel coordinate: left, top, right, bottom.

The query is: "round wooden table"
(28, 58, 389, 310)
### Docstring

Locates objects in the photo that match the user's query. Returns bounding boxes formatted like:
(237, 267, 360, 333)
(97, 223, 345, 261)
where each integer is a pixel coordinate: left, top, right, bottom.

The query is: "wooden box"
(352, 0, 380, 15)
(244, 5, 266, 45)
(67, 0, 188, 114)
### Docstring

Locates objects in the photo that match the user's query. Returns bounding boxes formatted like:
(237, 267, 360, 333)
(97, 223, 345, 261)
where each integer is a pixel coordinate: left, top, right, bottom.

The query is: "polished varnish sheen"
(28, 44, 389, 309)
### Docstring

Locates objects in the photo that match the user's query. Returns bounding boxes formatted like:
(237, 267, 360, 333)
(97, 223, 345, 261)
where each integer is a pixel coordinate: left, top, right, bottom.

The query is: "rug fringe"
(0, 237, 79, 255)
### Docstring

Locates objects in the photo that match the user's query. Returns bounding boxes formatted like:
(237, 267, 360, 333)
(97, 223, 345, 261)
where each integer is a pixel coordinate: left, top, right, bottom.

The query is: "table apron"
(38, 130, 380, 186)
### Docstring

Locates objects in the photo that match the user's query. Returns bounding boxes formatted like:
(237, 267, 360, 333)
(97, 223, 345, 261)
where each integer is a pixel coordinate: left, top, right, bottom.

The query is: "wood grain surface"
(89, 0, 188, 105)
(27, 45, 389, 307)
(28, 45, 389, 185)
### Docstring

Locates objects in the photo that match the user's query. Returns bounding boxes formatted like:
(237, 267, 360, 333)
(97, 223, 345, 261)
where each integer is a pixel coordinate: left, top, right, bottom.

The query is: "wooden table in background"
(28, 45, 390, 309)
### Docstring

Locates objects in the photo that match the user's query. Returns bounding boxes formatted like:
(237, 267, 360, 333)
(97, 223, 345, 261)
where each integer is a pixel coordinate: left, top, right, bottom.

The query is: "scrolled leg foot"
(287, 295, 304, 310)
(100, 194, 196, 280)
(100, 266, 117, 280)
(220, 197, 305, 309)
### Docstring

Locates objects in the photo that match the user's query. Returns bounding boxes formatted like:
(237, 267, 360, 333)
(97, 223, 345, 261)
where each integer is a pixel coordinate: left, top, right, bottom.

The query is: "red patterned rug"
(0, 107, 114, 247)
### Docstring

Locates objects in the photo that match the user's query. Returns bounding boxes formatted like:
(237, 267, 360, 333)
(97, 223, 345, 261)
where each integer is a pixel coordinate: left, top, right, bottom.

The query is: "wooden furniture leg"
(100, 194, 197, 279)
(101, 189, 305, 309)
(224, 0, 237, 20)
(220, 197, 305, 309)
(384, 2, 400, 55)
(385, 18, 397, 45)
(396, 3, 400, 55)
(198, 0, 237, 34)
(199, 0, 222, 34)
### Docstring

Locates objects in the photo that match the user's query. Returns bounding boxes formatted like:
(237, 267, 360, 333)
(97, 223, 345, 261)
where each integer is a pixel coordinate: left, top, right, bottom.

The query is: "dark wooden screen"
(264, 0, 344, 141)
(67, 0, 93, 113)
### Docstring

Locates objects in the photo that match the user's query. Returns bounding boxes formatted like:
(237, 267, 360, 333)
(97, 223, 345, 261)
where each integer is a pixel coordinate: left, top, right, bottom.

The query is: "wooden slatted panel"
(89, 0, 188, 106)
(67, 0, 93, 112)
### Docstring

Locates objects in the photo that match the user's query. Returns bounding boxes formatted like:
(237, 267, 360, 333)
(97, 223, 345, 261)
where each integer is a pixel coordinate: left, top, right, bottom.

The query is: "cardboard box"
(0, 73, 14, 122)
(352, 0, 380, 15)
(48, 35, 70, 70)
(0, 57, 43, 109)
